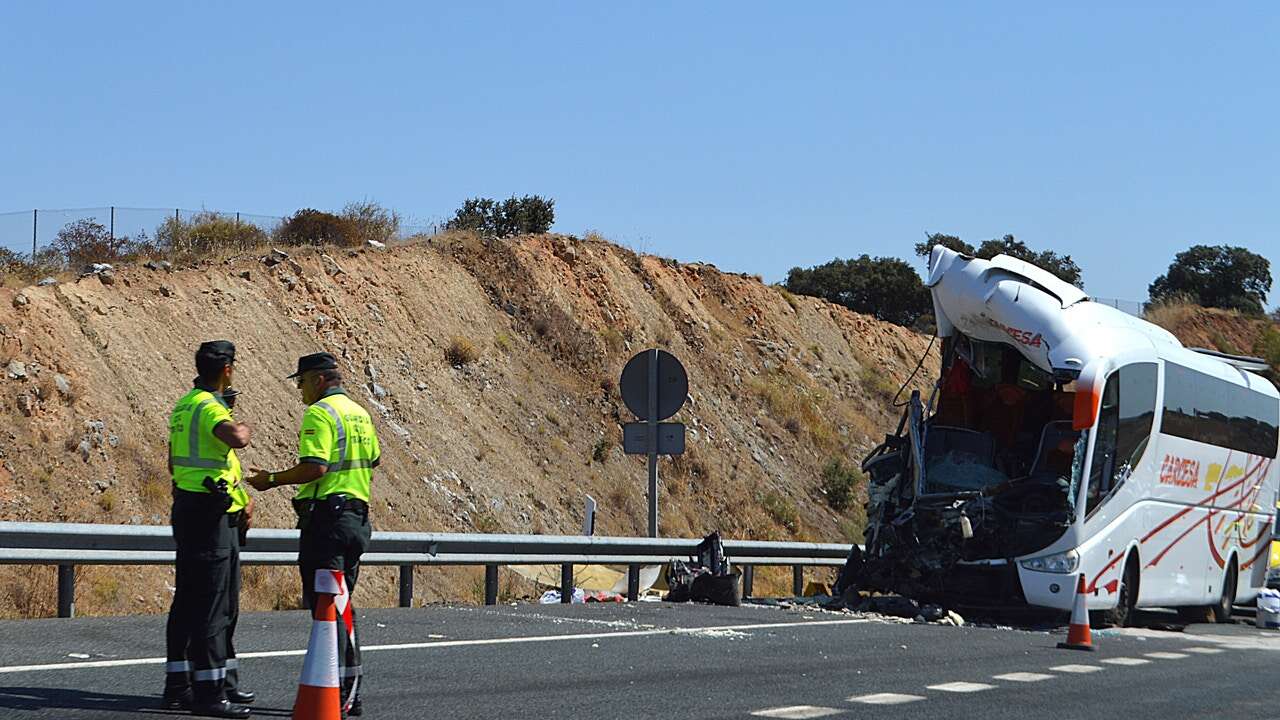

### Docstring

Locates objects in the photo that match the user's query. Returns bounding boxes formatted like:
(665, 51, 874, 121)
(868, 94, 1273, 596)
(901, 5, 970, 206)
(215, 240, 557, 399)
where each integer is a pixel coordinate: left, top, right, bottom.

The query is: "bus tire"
(1210, 562, 1237, 624)
(1102, 555, 1139, 628)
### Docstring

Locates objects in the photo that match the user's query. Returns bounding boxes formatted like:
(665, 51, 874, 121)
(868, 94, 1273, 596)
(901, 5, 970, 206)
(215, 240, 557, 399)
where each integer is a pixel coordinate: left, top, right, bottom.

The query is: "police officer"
(249, 352, 380, 717)
(163, 341, 255, 718)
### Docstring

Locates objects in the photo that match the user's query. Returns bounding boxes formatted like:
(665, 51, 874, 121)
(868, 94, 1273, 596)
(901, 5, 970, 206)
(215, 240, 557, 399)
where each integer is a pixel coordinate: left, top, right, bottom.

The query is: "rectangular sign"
(622, 422, 686, 455)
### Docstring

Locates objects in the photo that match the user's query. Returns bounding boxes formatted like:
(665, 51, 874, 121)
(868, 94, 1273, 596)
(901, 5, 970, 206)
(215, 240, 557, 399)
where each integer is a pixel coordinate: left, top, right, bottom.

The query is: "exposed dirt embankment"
(1146, 302, 1279, 378)
(0, 234, 936, 617)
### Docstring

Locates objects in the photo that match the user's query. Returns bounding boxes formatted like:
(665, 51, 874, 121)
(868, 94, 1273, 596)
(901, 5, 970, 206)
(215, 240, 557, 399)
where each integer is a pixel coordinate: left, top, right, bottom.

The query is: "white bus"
(854, 247, 1279, 625)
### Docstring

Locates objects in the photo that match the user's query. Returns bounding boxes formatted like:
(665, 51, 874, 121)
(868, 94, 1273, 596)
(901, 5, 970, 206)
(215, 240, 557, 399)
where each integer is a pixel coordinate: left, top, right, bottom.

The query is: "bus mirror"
(1073, 368, 1102, 431)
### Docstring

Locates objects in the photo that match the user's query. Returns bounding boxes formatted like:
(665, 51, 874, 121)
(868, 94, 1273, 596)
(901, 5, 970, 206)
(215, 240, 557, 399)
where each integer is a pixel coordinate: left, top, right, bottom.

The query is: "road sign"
(620, 349, 688, 421)
(619, 349, 690, 539)
(622, 422, 686, 456)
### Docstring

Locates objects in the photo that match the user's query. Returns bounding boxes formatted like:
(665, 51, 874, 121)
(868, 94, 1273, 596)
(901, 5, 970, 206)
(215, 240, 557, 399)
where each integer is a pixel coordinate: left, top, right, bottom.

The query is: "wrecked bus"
(849, 246, 1279, 625)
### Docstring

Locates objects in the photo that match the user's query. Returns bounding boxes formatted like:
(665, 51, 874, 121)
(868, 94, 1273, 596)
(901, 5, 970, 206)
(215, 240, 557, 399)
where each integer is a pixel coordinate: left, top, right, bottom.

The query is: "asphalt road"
(0, 602, 1276, 719)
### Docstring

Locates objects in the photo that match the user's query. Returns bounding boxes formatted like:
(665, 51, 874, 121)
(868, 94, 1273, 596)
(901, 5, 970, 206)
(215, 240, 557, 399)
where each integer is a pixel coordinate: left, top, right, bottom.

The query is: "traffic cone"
(293, 571, 343, 720)
(1057, 571, 1095, 651)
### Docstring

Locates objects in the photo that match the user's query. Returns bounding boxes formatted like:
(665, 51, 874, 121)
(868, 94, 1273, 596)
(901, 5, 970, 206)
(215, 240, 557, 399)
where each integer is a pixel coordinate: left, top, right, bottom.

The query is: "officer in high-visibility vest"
(248, 351, 379, 717)
(163, 340, 255, 718)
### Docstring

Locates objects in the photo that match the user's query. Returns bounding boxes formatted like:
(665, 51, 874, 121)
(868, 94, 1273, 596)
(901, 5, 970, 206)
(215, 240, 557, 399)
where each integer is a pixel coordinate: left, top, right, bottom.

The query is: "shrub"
(275, 209, 361, 247)
(591, 437, 612, 463)
(785, 255, 931, 328)
(1255, 325, 1280, 372)
(50, 219, 148, 269)
(762, 491, 799, 532)
(820, 458, 863, 512)
(493, 331, 512, 352)
(1149, 245, 1272, 314)
(342, 200, 401, 244)
(156, 211, 268, 258)
(444, 336, 480, 366)
(444, 195, 555, 237)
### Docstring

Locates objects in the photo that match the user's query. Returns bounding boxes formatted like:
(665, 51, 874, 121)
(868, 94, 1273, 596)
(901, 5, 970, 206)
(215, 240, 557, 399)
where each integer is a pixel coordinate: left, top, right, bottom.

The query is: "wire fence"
(1090, 296, 1146, 317)
(0, 206, 445, 259)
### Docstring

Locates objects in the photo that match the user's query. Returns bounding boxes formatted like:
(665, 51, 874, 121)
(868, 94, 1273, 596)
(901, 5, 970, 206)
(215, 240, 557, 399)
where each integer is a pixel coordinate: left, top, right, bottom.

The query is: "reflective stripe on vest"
(172, 397, 231, 470)
(315, 401, 347, 470)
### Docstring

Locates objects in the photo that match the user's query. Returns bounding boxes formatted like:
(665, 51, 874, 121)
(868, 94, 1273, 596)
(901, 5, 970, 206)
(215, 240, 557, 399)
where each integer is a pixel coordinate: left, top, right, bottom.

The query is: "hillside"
(0, 233, 937, 617)
(1146, 301, 1280, 379)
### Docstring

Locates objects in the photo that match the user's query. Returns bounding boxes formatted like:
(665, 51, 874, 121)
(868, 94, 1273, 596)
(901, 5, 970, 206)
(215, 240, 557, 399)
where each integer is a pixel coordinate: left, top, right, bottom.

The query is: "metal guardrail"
(0, 522, 854, 618)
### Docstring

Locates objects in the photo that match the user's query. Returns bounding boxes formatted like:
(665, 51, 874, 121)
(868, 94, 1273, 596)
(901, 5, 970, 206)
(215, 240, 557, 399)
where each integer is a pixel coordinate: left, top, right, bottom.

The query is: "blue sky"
(1, 3, 1275, 307)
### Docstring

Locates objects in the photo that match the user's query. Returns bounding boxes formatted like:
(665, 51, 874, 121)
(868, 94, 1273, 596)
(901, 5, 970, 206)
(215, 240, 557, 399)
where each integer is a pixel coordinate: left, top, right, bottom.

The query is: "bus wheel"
(1210, 563, 1237, 624)
(1102, 556, 1138, 628)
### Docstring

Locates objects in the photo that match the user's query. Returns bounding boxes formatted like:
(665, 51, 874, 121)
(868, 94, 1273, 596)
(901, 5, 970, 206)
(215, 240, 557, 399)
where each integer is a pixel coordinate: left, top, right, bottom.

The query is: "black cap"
(196, 340, 236, 364)
(286, 351, 339, 379)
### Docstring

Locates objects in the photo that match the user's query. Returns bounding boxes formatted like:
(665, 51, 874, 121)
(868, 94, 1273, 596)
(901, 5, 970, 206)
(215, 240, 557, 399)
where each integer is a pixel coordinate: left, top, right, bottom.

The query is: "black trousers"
(164, 491, 241, 704)
(298, 501, 371, 702)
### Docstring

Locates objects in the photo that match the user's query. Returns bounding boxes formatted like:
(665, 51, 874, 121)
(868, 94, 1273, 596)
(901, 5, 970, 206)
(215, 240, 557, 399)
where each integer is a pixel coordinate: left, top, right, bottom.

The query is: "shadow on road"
(0, 687, 292, 717)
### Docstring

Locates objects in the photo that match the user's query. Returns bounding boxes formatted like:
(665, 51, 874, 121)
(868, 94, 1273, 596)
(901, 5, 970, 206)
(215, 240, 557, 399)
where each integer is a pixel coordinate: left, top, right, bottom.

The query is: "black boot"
(226, 689, 255, 704)
(190, 699, 252, 718)
(160, 687, 192, 710)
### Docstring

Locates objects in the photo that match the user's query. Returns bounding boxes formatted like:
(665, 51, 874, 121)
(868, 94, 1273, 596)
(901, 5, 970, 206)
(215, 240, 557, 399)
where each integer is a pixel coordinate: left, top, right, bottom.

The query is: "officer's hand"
(244, 496, 254, 528)
(246, 468, 272, 491)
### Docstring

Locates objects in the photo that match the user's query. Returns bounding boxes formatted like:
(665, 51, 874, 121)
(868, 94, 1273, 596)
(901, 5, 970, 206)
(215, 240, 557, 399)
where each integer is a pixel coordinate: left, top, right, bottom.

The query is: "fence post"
(57, 564, 75, 618)
(626, 564, 640, 602)
(560, 564, 573, 604)
(398, 564, 413, 608)
(484, 564, 499, 606)
(792, 565, 804, 597)
(742, 565, 753, 600)
(109, 206, 114, 241)
(32, 209, 37, 260)
(235, 212, 240, 228)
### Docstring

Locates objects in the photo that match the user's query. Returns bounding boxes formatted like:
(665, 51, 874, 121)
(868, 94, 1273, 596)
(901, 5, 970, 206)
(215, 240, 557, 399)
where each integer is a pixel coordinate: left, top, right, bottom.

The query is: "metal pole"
(32, 209, 37, 260)
(742, 565, 754, 599)
(626, 564, 640, 602)
(647, 348, 658, 538)
(484, 564, 499, 605)
(560, 564, 573, 604)
(109, 206, 114, 241)
(792, 565, 804, 597)
(57, 564, 74, 618)
(398, 564, 413, 607)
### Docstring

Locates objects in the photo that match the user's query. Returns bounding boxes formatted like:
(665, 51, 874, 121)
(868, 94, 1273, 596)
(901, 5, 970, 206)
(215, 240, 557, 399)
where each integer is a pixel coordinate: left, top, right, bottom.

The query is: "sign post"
(620, 349, 688, 537)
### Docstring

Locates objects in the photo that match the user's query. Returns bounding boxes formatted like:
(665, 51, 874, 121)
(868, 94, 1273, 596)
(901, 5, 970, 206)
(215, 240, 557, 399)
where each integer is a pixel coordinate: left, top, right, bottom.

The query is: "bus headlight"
(1020, 550, 1080, 574)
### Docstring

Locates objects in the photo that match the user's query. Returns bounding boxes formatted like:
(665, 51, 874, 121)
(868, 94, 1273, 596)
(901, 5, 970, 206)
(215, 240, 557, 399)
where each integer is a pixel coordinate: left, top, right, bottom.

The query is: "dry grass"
(1143, 296, 1200, 331)
(749, 366, 841, 451)
(445, 336, 481, 366)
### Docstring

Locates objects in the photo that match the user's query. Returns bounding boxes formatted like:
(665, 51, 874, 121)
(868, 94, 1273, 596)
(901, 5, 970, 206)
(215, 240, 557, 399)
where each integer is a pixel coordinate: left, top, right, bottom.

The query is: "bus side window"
(1086, 363, 1158, 516)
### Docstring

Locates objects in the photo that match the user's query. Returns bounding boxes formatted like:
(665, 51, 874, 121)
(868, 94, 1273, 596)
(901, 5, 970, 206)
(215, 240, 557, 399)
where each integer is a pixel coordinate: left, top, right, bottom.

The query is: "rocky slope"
(0, 233, 938, 617)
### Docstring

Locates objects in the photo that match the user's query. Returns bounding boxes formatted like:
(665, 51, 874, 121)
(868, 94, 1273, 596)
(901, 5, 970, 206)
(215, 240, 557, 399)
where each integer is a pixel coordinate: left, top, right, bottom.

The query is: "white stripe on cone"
(299, 617, 340, 688)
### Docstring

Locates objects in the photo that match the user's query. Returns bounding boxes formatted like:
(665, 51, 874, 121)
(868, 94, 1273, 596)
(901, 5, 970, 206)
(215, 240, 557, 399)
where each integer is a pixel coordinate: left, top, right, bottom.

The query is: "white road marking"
(751, 706, 842, 718)
(0, 617, 872, 675)
(992, 672, 1054, 682)
(927, 681, 995, 692)
(848, 692, 925, 705)
(1100, 657, 1150, 666)
(1050, 664, 1103, 674)
(1181, 646, 1224, 655)
(1145, 651, 1188, 660)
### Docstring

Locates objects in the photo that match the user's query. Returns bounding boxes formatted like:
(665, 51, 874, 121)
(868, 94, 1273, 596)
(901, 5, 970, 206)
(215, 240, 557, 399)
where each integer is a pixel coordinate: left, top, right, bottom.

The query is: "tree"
(913, 232, 1083, 288)
(444, 196, 555, 237)
(784, 255, 931, 327)
(1148, 245, 1272, 314)
(274, 209, 360, 247)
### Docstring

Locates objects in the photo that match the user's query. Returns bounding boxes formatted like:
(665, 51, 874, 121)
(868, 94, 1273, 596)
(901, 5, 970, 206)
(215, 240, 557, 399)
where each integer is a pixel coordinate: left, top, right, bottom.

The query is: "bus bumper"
(1017, 566, 1077, 612)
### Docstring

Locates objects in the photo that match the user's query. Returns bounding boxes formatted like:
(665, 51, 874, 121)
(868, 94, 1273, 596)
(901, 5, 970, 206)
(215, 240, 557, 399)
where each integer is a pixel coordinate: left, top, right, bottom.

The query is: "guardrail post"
(742, 565, 753, 600)
(398, 564, 413, 608)
(560, 564, 573, 604)
(57, 564, 75, 618)
(484, 564, 499, 606)
(792, 565, 804, 597)
(626, 564, 640, 601)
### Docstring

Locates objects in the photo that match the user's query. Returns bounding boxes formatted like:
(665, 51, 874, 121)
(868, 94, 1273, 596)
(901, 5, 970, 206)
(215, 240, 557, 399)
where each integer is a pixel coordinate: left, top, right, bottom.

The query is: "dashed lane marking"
(1101, 657, 1151, 666)
(1181, 647, 1224, 655)
(0, 617, 873, 675)
(927, 681, 996, 693)
(992, 672, 1054, 682)
(848, 693, 926, 705)
(1145, 651, 1188, 660)
(751, 706, 843, 718)
(1050, 664, 1103, 674)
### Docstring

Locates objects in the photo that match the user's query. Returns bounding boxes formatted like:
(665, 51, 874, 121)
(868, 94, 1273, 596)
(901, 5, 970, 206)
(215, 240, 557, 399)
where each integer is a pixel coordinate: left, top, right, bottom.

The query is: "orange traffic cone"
(293, 571, 343, 719)
(1057, 571, 1095, 651)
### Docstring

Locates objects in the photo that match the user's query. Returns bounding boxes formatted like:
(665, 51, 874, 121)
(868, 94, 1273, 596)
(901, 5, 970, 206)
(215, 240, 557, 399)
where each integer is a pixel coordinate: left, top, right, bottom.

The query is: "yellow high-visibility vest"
(168, 387, 248, 512)
(294, 389, 380, 502)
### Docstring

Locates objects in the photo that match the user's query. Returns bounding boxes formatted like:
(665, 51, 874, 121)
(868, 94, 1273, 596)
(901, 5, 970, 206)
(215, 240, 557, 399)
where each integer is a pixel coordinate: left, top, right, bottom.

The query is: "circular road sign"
(620, 349, 688, 421)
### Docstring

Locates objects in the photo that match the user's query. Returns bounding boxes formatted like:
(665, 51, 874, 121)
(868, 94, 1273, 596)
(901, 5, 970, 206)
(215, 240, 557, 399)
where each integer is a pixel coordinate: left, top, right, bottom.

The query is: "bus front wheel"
(1210, 563, 1237, 624)
(1101, 556, 1138, 628)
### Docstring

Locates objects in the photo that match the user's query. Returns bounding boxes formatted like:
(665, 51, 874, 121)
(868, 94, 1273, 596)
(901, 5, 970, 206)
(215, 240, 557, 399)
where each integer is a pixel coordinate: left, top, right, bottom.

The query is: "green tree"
(445, 196, 555, 237)
(1148, 245, 1272, 314)
(51, 218, 145, 269)
(784, 255, 931, 327)
(914, 232, 1083, 288)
